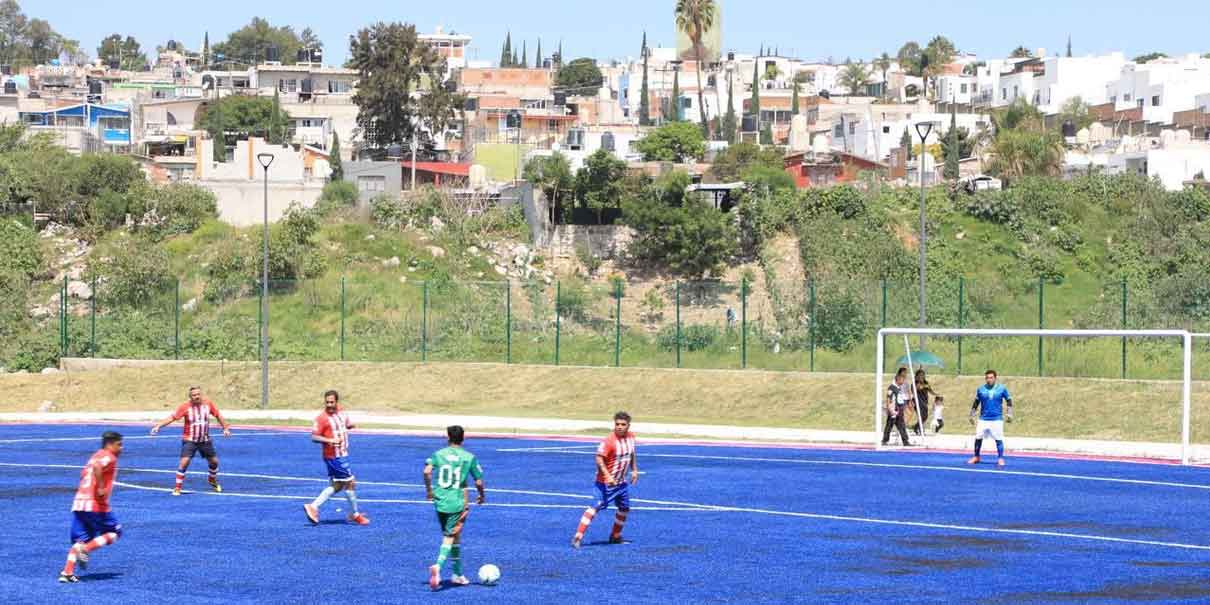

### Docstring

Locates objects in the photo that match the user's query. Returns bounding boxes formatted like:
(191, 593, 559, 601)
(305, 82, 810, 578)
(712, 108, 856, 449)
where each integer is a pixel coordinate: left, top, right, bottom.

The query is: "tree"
(300, 27, 322, 51)
(575, 149, 628, 224)
(896, 41, 923, 76)
(329, 131, 343, 181)
(675, 0, 716, 139)
(922, 36, 956, 99)
(790, 80, 800, 115)
(944, 106, 960, 180)
(635, 121, 706, 162)
(523, 153, 574, 222)
(521, 40, 527, 69)
(1009, 46, 1034, 59)
(749, 58, 760, 132)
(873, 52, 893, 100)
(1059, 96, 1095, 132)
(500, 32, 512, 67)
(1133, 52, 1168, 64)
(639, 33, 651, 126)
(760, 122, 773, 145)
(213, 17, 303, 65)
(196, 95, 291, 145)
(25, 18, 74, 65)
(555, 57, 604, 95)
(0, 0, 29, 66)
(535, 38, 542, 68)
(349, 22, 455, 151)
(709, 141, 782, 181)
(512, 47, 519, 68)
(270, 89, 284, 144)
(900, 127, 913, 160)
(838, 62, 870, 96)
(721, 70, 738, 144)
(201, 32, 210, 67)
(670, 69, 681, 121)
(97, 34, 147, 71)
(1066, 35, 1072, 58)
(622, 171, 737, 278)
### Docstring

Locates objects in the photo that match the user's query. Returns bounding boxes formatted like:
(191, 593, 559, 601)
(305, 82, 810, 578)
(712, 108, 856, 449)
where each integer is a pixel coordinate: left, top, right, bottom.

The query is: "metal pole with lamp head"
(915, 121, 934, 350)
(256, 152, 274, 410)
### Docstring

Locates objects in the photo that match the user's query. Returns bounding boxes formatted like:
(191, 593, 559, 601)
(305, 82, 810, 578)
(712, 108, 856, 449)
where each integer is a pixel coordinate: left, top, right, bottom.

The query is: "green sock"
(436, 543, 451, 569)
(450, 545, 462, 576)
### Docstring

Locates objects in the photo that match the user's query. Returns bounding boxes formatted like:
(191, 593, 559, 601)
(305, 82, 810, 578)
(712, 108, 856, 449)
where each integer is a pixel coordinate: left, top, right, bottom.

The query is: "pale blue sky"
(25, 0, 1210, 65)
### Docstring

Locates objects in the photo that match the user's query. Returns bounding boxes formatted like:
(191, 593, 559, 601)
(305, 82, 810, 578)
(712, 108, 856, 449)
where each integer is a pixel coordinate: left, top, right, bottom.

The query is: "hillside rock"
(182, 297, 198, 312)
(426, 246, 446, 258)
(66, 280, 93, 300)
(382, 256, 401, 268)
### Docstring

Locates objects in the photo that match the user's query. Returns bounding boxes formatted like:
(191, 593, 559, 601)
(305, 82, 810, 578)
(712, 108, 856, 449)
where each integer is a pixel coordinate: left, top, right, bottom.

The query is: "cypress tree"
(329, 131, 343, 181)
(750, 59, 761, 133)
(722, 70, 737, 143)
(536, 38, 542, 68)
(639, 32, 651, 126)
(671, 70, 681, 121)
(501, 33, 512, 67)
(521, 40, 527, 68)
(202, 32, 210, 68)
(944, 105, 959, 180)
(791, 80, 800, 115)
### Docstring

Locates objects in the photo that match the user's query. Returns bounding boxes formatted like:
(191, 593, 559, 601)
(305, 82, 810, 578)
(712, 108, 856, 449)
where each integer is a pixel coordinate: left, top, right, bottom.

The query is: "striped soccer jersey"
(72, 449, 118, 512)
(171, 401, 221, 442)
(314, 409, 353, 459)
(595, 432, 636, 484)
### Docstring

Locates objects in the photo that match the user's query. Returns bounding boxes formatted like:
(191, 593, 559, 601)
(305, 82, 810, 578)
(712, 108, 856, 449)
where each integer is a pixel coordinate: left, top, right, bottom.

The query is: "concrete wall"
(344, 161, 403, 205)
(547, 224, 635, 259)
(206, 180, 324, 226)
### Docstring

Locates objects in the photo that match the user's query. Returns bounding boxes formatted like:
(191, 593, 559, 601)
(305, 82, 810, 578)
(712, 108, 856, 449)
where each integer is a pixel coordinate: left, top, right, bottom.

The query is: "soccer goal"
(874, 328, 1196, 465)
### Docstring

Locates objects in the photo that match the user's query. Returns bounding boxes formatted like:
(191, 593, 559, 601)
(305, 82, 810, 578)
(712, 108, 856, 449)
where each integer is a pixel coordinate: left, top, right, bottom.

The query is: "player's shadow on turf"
(581, 540, 629, 548)
(78, 573, 123, 582)
(417, 581, 481, 592)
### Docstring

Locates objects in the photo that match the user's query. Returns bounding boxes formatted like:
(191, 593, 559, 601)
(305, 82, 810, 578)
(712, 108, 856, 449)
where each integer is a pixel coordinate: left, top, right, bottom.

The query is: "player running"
(969, 369, 1013, 467)
(59, 431, 124, 584)
(150, 386, 231, 495)
(571, 411, 639, 549)
(303, 390, 369, 526)
(423, 425, 485, 591)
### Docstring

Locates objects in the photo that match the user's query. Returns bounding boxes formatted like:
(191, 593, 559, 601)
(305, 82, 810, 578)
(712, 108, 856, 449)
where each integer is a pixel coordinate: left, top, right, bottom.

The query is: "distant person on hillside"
(572, 411, 639, 548)
(725, 307, 736, 328)
(912, 369, 942, 434)
(150, 386, 230, 496)
(969, 369, 1013, 467)
(882, 368, 913, 446)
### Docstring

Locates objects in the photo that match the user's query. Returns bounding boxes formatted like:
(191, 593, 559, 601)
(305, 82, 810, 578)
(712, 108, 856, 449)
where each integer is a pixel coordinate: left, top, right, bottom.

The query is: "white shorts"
(974, 419, 1005, 440)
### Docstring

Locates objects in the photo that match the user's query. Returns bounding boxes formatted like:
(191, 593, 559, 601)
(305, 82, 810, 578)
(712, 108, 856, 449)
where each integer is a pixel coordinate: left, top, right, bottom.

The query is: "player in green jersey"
(423, 425, 485, 591)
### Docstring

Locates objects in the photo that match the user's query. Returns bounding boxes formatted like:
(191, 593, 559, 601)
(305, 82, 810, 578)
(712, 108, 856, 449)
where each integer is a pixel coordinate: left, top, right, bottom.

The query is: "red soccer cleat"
(429, 564, 441, 591)
(997, 458, 1006, 467)
(348, 512, 370, 525)
(303, 503, 319, 525)
(966, 456, 981, 465)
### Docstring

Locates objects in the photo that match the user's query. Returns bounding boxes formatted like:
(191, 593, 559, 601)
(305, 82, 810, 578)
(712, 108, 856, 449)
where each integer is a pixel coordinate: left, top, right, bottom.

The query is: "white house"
(1068, 133, 1210, 190)
(1106, 55, 1210, 125)
(985, 53, 1126, 113)
(846, 108, 989, 163)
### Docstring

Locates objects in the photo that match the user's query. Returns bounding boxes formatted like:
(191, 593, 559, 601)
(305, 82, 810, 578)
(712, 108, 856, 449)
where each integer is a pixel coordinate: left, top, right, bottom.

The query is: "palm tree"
(873, 52, 893, 100)
(838, 62, 871, 96)
(675, 0, 716, 139)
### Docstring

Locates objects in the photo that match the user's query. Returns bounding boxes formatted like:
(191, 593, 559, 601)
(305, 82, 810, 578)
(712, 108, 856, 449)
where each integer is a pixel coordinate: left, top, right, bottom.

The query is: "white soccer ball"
(477, 563, 501, 585)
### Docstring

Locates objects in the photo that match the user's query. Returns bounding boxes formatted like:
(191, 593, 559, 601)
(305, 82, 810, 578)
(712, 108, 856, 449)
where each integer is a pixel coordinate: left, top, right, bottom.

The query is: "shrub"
(203, 243, 251, 303)
(0, 218, 44, 279)
(97, 237, 174, 307)
(656, 323, 720, 352)
(315, 180, 359, 216)
(370, 193, 407, 229)
(813, 286, 867, 353)
(144, 183, 218, 237)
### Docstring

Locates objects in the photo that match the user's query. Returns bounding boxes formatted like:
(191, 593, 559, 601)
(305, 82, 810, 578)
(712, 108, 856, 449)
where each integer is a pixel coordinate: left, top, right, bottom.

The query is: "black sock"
(974, 439, 983, 456)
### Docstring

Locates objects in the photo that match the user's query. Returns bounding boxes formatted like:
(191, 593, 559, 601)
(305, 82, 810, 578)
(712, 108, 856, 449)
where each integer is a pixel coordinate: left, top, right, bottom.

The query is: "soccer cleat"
(967, 456, 981, 464)
(172, 487, 182, 496)
(58, 573, 79, 583)
(571, 535, 582, 549)
(936, 419, 945, 432)
(303, 503, 319, 525)
(997, 458, 1006, 467)
(209, 480, 222, 493)
(608, 535, 625, 544)
(348, 512, 370, 525)
(450, 575, 470, 586)
(429, 564, 441, 591)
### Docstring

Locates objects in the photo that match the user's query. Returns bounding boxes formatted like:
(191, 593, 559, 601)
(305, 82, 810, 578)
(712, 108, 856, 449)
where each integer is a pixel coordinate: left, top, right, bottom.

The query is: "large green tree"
(196, 95, 291, 146)
(873, 52, 893, 100)
(349, 21, 458, 151)
(213, 17, 303, 65)
(622, 170, 737, 278)
(675, 0, 716, 139)
(1133, 52, 1168, 63)
(635, 121, 706, 162)
(555, 57, 604, 95)
(709, 141, 782, 181)
(838, 61, 870, 96)
(575, 149, 628, 224)
(97, 34, 146, 71)
(1009, 45, 1034, 58)
(523, 153, 574, 222)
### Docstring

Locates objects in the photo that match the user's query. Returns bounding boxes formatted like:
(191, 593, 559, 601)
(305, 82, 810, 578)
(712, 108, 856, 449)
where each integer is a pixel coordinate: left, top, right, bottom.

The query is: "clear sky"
(26, 0, 1210, 65)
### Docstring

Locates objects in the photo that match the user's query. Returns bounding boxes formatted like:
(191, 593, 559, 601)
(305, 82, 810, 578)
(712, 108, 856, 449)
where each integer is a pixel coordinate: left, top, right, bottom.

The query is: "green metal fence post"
(675, 281, 682, 369)
(1037, 276, 1044, 377)
(741, 278, 748, 369)
(614, 281, 622, 367)
(340, 276, 346, 361)
(957, 276, 965, 374)
(1121, 278, 1127, 379)
(554, 281, 561, 366)
(809, 278, 816, 372)
(174, 279, 180, 360)
(506, 281, 512, 364)
(421, 281, 428, 362)
(90, 276, 97, 357)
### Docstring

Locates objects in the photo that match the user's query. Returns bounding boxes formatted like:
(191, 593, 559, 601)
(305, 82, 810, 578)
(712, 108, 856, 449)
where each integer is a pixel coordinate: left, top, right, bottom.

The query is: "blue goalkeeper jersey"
(975, 384, 1011, 420)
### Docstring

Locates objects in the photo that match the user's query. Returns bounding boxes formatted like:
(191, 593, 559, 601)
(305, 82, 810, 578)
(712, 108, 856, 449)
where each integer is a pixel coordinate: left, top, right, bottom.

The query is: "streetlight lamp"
(914, 121, 934, 350)
(256, 152, 274, 410)
(409, 116, 420, 190)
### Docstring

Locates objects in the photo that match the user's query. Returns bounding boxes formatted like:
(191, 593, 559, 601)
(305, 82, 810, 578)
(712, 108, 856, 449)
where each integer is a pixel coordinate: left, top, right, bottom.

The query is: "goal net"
(874, 328, 1200, 465)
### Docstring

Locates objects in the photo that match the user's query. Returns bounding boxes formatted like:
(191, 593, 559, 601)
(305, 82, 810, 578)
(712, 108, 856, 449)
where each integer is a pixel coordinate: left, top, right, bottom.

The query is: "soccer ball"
(477, 563, 501, 585)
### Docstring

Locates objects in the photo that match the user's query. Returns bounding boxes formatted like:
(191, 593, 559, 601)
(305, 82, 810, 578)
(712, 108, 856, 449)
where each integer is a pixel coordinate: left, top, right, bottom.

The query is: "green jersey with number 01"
(427, 446, 483, 513)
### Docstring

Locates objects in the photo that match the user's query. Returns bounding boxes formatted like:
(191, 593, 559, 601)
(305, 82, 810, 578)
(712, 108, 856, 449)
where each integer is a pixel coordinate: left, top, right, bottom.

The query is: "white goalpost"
(875, 328, 1195, 465)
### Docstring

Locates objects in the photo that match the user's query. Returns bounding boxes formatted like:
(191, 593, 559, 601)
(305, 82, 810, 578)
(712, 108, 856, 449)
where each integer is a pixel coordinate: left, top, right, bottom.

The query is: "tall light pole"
(915, 121, 934, 350)
(257, 152, 274, 410)
(410, 116, 419, 190)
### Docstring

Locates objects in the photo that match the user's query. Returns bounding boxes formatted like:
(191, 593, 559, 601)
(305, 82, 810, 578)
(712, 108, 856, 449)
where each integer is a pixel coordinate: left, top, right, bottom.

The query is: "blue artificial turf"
(1, 423, 1208, 604)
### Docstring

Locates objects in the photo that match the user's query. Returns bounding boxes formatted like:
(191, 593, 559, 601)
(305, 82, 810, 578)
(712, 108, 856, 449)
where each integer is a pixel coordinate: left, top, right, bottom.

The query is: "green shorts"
(436, 508, 469, 537)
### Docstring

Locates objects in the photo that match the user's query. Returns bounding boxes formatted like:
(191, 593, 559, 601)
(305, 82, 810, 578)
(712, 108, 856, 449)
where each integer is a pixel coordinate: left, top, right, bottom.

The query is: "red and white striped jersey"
(72, 449, 118, 512)
(595, 432, 636, 484)
(171, 401, 221, 442)
(313, 408, 354, 459)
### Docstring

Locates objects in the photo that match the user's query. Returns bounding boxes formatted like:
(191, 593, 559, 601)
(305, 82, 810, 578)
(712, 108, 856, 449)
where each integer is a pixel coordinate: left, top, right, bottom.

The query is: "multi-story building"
(1106, 55, 1210, 125)
(419, 26, 472, 77)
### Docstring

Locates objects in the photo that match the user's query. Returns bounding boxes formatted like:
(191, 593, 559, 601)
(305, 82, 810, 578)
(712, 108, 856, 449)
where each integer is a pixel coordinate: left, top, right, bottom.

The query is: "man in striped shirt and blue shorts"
(150, 386, 230, 496)
(304, 390, 369, 525)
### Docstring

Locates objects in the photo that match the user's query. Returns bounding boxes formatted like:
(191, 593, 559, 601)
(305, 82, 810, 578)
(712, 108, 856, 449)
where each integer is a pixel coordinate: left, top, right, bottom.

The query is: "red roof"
(399, 161, 471, 176)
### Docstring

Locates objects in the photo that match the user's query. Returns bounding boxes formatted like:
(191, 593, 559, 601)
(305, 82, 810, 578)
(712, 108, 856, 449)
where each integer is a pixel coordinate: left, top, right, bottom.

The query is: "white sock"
(343, 489, 359, 514)
(313, 486, 336, 508)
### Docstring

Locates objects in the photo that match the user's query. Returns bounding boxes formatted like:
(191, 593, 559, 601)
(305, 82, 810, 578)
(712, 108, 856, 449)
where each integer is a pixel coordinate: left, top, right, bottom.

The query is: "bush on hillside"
(97, 236, 175, 307)
(0, 218, 44, 279)
(656, 323, 720, 352)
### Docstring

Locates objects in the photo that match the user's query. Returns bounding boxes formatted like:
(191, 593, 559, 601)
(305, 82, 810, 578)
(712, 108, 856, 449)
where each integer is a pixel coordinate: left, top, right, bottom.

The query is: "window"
(548, 119, 558, 132)
(1110, 95, 1117, 103)
(279, 79, 297, 93)
(1137, 99, 1144, 109)
(1002, 88, 1007, 100)
(357, 175, 386, 193)
(849, 122, 856, 135)
(1152, 95, 1160, 106)
(833, 124, 843, 137)
(1124, 93, 1132, 102)
(882, 126, 891, 134)
(166, 112, 177, 126)
(960, 83, 968, 93)
(1013, 85, 1019, 98)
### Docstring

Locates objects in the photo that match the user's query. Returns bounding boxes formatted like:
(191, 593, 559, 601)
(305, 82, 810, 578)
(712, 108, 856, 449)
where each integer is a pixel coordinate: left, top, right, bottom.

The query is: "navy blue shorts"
(324, 457, 354, 481)
(180, 440, 217, 460)
(70, 511, 122, 544)
(592, 481, 630, 512)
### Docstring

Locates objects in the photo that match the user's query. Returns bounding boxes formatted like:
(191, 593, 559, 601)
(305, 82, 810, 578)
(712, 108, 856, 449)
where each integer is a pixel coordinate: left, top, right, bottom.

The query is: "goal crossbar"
(875, 328, 1194, 465)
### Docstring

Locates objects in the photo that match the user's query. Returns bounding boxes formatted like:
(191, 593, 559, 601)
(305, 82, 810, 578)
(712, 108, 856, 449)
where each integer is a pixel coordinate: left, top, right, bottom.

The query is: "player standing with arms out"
(969, 369, 1013, 467)
(572, 411, 639, 549)
(150, 386, 230, 495)
(59, 431, 123, 583)
(304, 390, 370, 525)
(423, 425, 485, 591)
